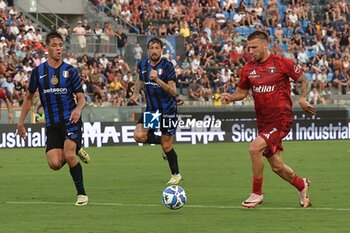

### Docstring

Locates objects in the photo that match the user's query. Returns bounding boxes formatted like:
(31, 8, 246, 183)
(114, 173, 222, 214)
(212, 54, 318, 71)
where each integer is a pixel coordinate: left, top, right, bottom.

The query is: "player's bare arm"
(298, 74, 316, 115)
(17, 92, 35, 139)
(150, 69, 176, 96)
(4, 96, 13, 124)
(131, 79, 143, 102)
(70, 92, 85, 123)
(221, 87, 249, 104)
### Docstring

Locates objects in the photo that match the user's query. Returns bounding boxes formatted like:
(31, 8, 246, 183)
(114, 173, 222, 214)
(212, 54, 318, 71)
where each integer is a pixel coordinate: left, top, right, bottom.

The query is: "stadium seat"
(241, 26, 250, 36)
(307, 49, 317, 58)
(229, 11, 235, 19)
(327, 73, 334, 83)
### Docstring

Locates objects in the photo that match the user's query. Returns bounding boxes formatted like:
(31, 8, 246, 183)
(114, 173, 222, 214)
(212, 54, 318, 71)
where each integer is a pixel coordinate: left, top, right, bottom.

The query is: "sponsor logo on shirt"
(144, 81, 160, 88)
(43, 88, 68, 94)
(248, 69, 259, 78)
(252, 85, 275, 93)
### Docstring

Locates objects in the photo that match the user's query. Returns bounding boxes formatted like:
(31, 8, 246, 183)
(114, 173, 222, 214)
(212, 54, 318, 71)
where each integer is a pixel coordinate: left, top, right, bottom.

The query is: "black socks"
(70, 162, 86, 195)
(165, 148, 179, 175)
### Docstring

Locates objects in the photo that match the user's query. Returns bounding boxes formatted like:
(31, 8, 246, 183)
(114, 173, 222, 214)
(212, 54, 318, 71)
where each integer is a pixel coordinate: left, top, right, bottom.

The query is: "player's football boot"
(77, 148, 91, 164)
(75, 195, 88, 206)
(167, 173, 183, 185)
(241, 193, 263, 208)
(299, 178, 311, 208)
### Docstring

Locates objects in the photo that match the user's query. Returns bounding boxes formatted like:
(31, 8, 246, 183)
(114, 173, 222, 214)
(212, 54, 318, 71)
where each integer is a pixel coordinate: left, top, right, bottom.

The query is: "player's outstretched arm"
(131, 79, 143, 103)
(17, 92, 35, 139)
(298, 74, 316, 115)
(4, 97, 13, 124)
(221, 88, 249, 104)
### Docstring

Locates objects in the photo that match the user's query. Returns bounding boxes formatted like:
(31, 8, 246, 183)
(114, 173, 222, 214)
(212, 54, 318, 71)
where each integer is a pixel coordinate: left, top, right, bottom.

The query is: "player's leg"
(64, 120, 88, 206)
(161, 135, 182, 185)
(46, 125, 65, 170)
(133, 115, 160, 144)
(267, 151, 311, 208)
(133, 123, 149, 143)
(241, 136, 266, 208)
(266, 149, 295, 181)
(46, 149, 65, 170)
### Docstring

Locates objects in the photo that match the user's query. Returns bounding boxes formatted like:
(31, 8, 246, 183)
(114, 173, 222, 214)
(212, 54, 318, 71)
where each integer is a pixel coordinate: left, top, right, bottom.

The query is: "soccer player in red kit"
(0, 88, 13, 123)
(222, 31, 316, 208)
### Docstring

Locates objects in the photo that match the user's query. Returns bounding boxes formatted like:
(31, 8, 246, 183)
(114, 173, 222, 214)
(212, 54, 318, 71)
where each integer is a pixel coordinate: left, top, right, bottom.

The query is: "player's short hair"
(247, 31, 268, 42)
(147, 37, 163, 49)
(45, 31, 63, 45)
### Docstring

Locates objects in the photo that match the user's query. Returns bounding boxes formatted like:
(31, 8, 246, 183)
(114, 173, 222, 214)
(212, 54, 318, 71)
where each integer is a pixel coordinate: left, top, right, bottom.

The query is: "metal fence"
(69, 34, 185, 65)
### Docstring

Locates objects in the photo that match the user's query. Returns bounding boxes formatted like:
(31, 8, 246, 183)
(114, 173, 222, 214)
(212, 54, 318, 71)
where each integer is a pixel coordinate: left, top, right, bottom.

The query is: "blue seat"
(327, 73, 334, 83)
(249, 27, 256, 34)
(307, 49, 317, 58)
(280, 43, 288, 51)
(266, 27, 274, 36)
(223, 11, 230, 19)
(241, 26, 250, 36)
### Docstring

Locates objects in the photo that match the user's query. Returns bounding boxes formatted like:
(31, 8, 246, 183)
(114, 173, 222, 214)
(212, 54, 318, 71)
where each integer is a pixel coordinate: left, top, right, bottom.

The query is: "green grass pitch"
(0, 141, 349, 233)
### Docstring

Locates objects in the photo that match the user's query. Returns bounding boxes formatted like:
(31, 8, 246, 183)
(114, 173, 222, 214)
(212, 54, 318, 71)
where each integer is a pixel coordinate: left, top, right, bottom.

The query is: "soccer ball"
(161, 185, 187, 210)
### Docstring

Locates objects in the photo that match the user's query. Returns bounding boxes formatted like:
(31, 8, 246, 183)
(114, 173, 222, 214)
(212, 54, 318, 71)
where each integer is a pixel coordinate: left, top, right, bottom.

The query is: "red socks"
(290, 175, 305, 191)
(252, 177, 263, 195)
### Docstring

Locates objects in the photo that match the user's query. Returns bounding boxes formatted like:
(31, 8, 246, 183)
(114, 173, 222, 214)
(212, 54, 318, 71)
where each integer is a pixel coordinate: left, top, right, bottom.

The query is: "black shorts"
(46, 119, 82, 154)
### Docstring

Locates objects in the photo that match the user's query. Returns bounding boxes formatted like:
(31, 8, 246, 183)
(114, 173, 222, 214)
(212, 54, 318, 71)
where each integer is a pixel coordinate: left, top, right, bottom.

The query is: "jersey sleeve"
(71, 68, 84, 93)
(28, 68, 38, 93)
(280, 57, 304, 81)
(165, 62, 176, 82)
(137, 60, 144, 82)
(237, 65, 250, 90)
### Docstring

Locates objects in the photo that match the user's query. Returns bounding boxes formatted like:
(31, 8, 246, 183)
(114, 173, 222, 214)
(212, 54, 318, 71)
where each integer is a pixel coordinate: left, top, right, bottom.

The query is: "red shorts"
(258, 121, 292, 158)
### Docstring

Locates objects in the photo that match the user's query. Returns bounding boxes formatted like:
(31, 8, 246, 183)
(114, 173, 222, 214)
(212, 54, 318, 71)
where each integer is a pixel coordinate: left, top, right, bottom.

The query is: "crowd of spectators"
(88, 0, 350, 106)
(1, 0, 350, 112)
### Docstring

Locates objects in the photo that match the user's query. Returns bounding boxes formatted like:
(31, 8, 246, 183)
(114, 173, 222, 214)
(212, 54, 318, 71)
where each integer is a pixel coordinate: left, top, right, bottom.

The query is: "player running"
(222, 31, 316, 208)
(17, 31, 90, 206)
(131, 37, 182, 185)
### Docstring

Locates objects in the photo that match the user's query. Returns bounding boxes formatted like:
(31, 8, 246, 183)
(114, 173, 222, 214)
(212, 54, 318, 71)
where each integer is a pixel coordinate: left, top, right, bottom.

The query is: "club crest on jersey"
(51, 75, 58, 85)
(157, 69, 163, 76)
(294, 65, 301, 73)
(62, 71, 69, 78)
(269, 67, 275, 74)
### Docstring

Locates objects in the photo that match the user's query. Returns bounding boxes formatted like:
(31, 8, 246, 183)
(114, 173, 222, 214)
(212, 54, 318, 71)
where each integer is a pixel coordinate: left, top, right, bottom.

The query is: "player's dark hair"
(45, 31, 63, 45)
(247, 31, 268, 42)
(147, 37, 163, 49)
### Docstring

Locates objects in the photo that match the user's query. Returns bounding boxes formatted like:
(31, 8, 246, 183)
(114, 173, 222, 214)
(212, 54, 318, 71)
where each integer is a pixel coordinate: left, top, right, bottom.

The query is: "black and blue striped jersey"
(28, 61, 83, 127)
(138, 58, 177, 114)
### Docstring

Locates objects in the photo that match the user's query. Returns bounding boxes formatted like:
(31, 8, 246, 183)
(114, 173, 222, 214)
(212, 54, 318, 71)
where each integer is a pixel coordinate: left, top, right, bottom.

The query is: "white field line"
(4, 201, 350, 211)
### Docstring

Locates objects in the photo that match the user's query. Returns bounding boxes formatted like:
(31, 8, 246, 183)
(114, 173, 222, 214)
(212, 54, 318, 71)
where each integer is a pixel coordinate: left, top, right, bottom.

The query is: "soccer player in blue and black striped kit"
(131, 37, 183, 185)
(17, 31, 90, 206)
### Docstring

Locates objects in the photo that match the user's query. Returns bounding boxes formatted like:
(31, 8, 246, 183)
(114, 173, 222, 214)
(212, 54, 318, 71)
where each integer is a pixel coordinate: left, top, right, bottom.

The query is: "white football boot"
(241, 193, 264, 208)
(167, 174, 183, 185)
(299, 178, 311, 208)
(75, 195, 88, 206)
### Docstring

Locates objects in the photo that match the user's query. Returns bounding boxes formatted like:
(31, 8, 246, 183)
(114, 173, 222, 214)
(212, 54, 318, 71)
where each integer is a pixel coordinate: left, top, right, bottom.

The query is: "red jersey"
(238, 54, 303, 126)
